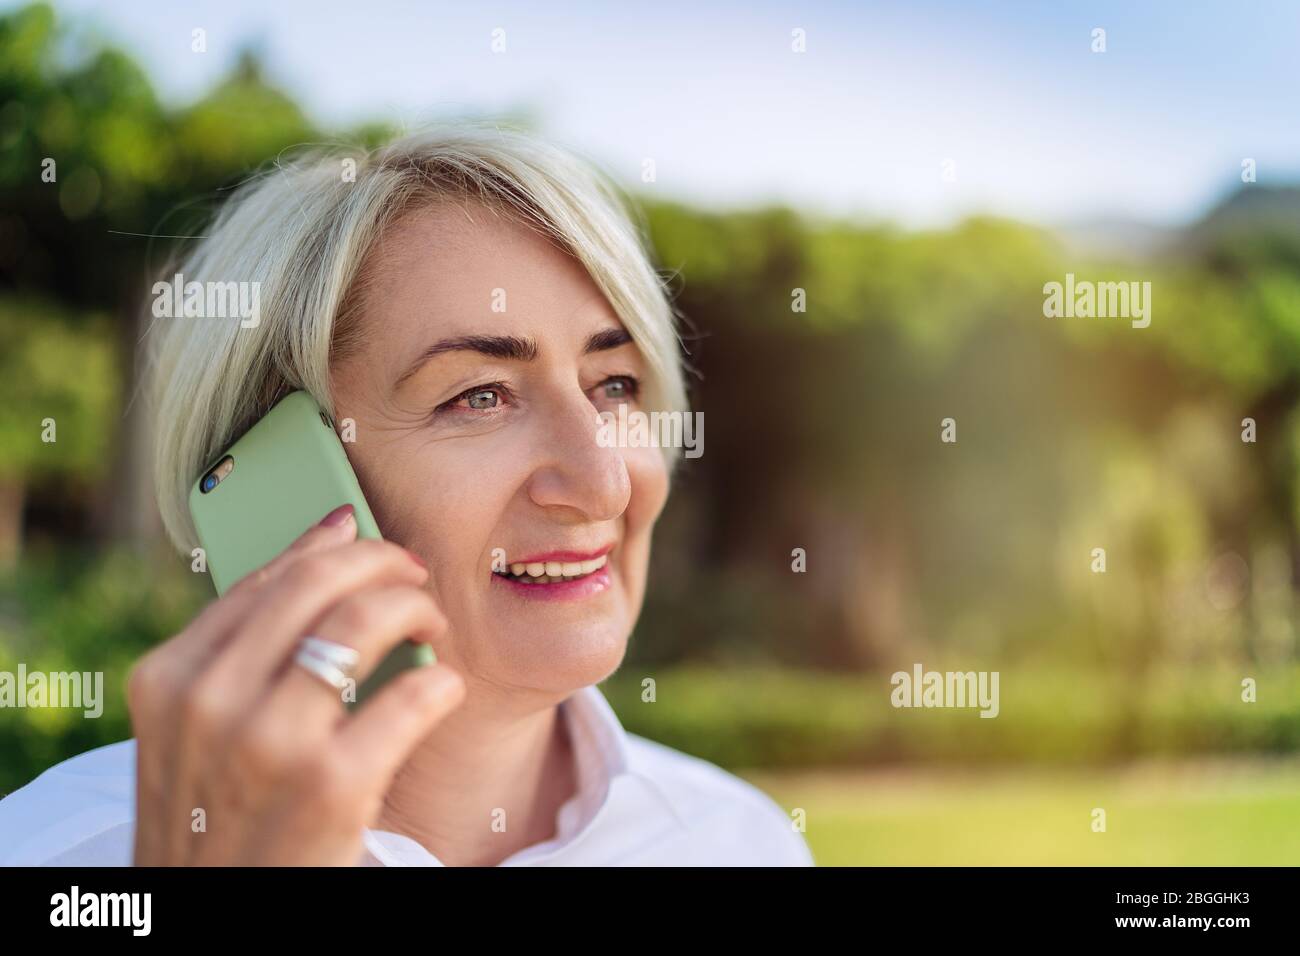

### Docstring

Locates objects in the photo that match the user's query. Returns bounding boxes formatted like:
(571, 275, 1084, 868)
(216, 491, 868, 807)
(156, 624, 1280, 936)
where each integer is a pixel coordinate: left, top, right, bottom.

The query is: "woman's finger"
(226, 504, 362, 596)
(260, 585, 446, 724)
(155, 504, 363, 679)
(194, 539, 429, 714)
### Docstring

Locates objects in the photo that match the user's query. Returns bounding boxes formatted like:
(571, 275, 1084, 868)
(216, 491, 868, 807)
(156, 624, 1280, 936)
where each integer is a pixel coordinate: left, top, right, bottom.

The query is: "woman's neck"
(373, 679, 577, 867)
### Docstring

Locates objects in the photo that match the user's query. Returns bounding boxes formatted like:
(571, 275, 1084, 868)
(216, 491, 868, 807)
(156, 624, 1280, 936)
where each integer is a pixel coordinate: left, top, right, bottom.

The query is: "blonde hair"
(146, 127, 689, 553)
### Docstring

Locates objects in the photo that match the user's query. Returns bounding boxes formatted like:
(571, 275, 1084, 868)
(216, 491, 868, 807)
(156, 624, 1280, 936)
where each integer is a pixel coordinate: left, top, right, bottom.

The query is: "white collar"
(360, 683, 640, 866)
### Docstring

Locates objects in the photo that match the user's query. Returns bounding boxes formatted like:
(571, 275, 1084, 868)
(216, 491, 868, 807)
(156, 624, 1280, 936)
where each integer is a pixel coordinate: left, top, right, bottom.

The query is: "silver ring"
(294, 636, 360, 692)
(299, 636, 360, 671)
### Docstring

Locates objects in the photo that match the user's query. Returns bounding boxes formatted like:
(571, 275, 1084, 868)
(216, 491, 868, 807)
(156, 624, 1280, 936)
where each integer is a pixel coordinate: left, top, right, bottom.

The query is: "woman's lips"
(506, 552, 609, 580)
(506, 544, 614, 568)
(491, 547, 614, 601)
(492, 563, 612, 601)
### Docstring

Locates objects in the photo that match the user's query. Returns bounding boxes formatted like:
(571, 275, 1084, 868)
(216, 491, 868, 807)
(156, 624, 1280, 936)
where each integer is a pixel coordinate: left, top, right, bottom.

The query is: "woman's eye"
(464, 388, 500, 410)
(437, 384, 509, 417)
(599, 376, 639, 402)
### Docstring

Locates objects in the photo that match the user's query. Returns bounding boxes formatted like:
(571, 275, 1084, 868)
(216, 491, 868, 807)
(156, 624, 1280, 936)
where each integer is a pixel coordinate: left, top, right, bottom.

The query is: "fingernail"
(405, 548, 427, 569)
(320, 504, 355, 528)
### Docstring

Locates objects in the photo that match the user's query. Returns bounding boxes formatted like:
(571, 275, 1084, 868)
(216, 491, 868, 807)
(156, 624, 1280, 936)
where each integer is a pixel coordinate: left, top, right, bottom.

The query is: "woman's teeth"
(497, 553, 608, 584)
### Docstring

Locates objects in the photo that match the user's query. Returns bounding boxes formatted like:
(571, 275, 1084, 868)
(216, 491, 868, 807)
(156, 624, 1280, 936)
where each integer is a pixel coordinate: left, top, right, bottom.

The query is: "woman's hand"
(127, 505, 466, 865)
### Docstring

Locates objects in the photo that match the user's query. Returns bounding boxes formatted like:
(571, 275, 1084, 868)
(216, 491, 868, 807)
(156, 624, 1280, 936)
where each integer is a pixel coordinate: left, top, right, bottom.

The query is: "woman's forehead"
(362, 206, 618, 338)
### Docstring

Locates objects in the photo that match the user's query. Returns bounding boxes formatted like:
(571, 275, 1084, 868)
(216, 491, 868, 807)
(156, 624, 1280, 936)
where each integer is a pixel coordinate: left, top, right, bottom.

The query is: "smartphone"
(188, 389, 435, 709)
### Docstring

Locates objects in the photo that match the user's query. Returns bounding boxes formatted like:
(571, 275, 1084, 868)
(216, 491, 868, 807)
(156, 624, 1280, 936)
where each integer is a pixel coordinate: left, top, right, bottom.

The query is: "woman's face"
(330, 202, 669, 698)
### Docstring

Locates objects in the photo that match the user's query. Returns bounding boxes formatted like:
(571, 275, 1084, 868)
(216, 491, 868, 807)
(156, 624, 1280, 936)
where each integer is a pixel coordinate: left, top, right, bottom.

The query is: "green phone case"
(188, 390, 435, 709)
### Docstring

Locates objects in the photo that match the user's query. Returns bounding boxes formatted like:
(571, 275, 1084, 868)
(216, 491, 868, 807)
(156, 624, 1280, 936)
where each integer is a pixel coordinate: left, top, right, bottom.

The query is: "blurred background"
(2, 0, 1299, 864)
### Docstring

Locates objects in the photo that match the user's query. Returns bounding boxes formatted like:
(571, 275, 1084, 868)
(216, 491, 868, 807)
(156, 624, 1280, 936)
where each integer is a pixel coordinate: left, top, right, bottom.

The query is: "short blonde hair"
(146, 127, 689, 553)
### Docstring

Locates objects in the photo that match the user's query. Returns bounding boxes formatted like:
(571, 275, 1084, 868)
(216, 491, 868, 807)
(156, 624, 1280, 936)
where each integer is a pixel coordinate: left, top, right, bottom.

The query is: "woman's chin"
(498, 624, 630, 694)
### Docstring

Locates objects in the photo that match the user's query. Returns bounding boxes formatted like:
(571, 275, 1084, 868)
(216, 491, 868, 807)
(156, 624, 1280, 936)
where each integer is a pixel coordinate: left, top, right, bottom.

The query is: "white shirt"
(0, 684, 814, 866)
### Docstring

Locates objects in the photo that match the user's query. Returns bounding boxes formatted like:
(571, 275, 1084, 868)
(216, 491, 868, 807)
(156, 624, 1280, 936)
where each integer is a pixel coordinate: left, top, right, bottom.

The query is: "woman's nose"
(525, 394, 631, 521)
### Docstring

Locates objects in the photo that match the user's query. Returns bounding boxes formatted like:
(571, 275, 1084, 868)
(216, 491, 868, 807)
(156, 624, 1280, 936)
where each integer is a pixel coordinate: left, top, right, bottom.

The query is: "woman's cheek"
(623, 445, 670, 533)
(402, 448, 514, 561)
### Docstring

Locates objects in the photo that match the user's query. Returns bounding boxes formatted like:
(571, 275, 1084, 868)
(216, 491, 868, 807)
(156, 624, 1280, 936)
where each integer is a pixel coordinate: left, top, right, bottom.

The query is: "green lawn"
(743, 759, 1300, 865)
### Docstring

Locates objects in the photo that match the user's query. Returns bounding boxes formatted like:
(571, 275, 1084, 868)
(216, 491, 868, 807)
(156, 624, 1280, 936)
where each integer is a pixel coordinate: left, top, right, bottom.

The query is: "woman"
(0, 128, 813, 866)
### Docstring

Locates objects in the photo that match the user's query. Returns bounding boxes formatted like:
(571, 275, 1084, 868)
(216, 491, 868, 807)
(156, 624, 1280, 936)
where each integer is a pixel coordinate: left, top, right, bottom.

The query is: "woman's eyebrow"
(584, 327, 633, 353)
(396, 334, 538, 388)
(397, 327, 634, 388)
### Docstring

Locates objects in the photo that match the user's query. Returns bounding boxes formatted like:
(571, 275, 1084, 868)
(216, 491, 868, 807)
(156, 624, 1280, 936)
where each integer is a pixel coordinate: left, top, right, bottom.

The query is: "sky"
(23, 0, 1300, 228)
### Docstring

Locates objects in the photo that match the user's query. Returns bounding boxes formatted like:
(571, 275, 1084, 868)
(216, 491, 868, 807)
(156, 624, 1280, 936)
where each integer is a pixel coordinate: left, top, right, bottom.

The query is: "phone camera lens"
(201, 474, 217, 493)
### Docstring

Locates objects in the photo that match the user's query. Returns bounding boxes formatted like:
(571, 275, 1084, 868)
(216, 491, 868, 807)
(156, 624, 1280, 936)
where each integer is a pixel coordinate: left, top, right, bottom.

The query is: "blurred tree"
(0, 297, 117, 565)
(0, 3, 318, 550)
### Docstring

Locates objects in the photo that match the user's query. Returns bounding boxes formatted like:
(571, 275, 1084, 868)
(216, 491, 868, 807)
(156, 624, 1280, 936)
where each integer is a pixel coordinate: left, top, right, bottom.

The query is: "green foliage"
(0, 297, 117, 479)
(172, 51, 313, 187)
(0, 547, 207, 795)
(602, 666, 1300, 771)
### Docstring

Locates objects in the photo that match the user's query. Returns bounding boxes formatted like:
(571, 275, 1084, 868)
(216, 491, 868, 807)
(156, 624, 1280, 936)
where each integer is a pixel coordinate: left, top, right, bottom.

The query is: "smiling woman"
(0, 126, 813, 867)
